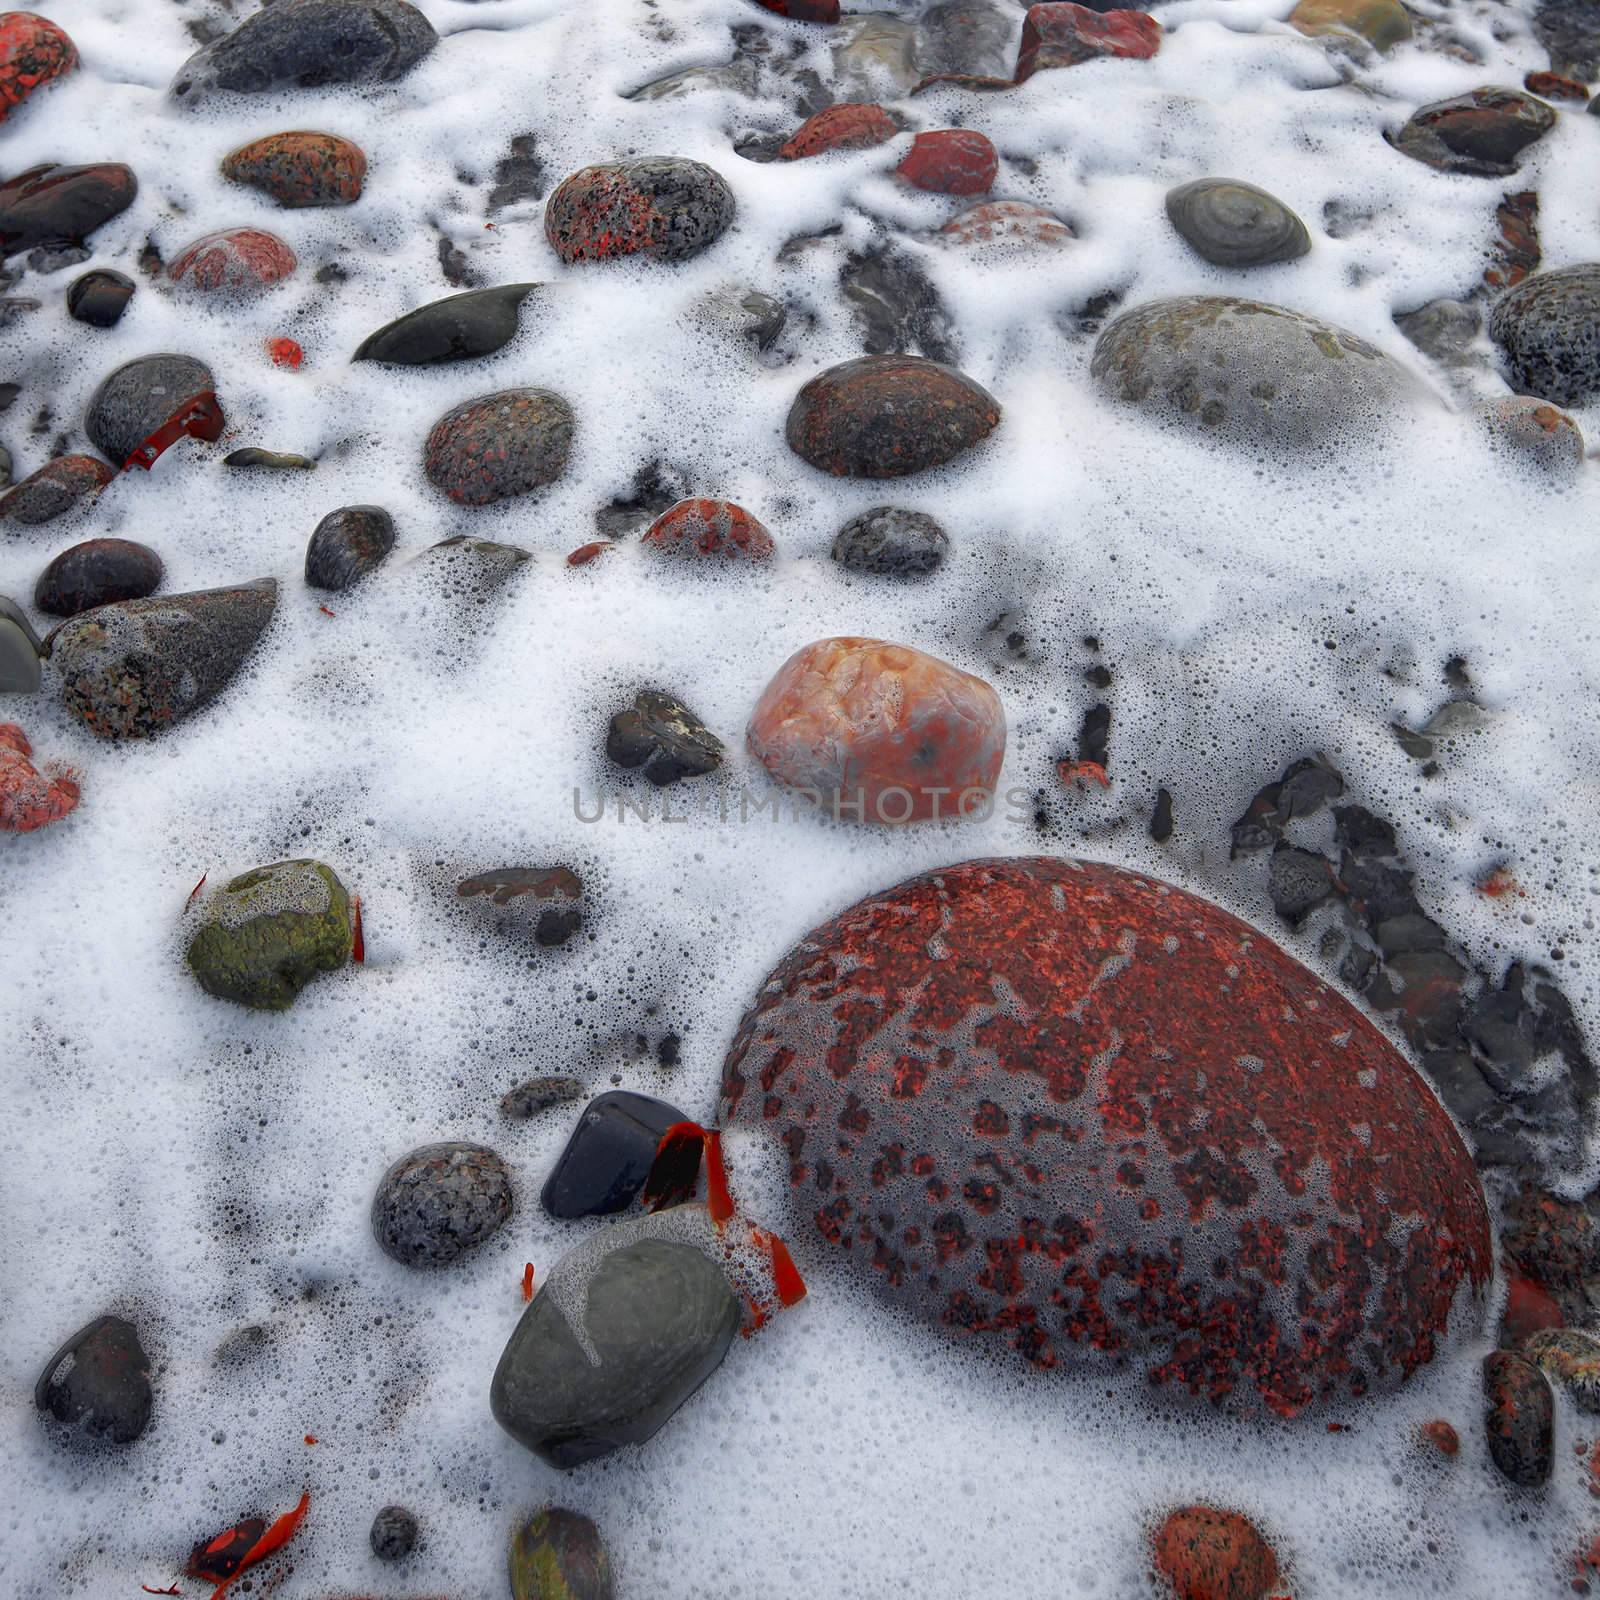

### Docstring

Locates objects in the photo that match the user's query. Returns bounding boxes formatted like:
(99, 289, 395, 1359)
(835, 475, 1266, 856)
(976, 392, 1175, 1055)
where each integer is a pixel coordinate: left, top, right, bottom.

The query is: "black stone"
(353, 284, 541, 365)
(542, 1091, 686, 1219)
(490, 1235, 740, 1469)
(1483, 1350, 1554, 1488)
(606, 690, 723, 786)
(370, 1505, 419, 1561)
(1149, 786, 1174, 842)
(1268, 845, 1333, 925)
(35, 1315, 152, 1445)
(34, 537, 164, 618)
(0, 164, 138, 259)
(305, 504, 395, 590)
(85, 353, 215, 467)
(501, 1075, 587, 1120)
(831, 506, 948, 578)
(371, 1142, 513, 1268)
(170, 0, 437, 103)
(67, 268, 135, 328)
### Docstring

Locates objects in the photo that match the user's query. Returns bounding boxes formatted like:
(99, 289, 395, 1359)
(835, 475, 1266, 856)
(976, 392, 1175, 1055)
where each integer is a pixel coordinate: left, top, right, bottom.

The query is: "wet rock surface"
(896, 129, 999, 194)
(169, 227, 297, 294)
(0, 454, 113, 524)
(544, 158, 735, 264)
(1483, 1350, 1554, 1487)
(1490, 265, 1600, 405)
(353, 283, 540, 365)
(186, 858, 352, 1009)
(501, 1075, 587, 1121)
(369, 1504, 419, 1561)
(304, 504, 395, 589)
(1390, 89, 1556, 176)
(1091, 296, 1421, 445)
(35, 1315, 152, 1445)
(52, 579, 277, 740)
(831, 506, 949, 577)
(0, 598, 43, 692)
(490, 1234, 741, 1469)
(840, 247, 957, 364)
(455, 866, 584, 947)
(371, 1141, 514, 1267)
(786, 354, 1001, 477)
(170, 0, 437, 103)
(1289, 0, 1412, 50)
(423, 387, 574, 505)
(221, 130, 367, 207)
(748, 636, 1005, 821)
(1151, 1505, 1280, 1600)
(777, 102, 898, 160)
(0, 162, 136, 259)
(65, 267, 134, 328)
(1016, 2, 1162, 80)
(641, 497, 775, 560)
(606, 689, 724, 786)
(34, 538, 163, 617)
(721, 857, 1491, 1409)
(542, 1090, 687, 1218)
(0, 11, 77, 125)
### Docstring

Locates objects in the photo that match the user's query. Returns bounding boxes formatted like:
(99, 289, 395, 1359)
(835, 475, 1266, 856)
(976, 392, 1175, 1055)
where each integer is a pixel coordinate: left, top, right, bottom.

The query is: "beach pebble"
(371, 1141, 514, 1267)
(545, 158, 735, 264)
(786, 354, 1001, 477)
(66, 268, 134, 328)
(168, 227, 297, 295)
(1390, 88, 1556, 177)
(542, 1090, 686, 1218)
(34, 537, 163, 617)
(0, 596, 42, 692)
(354, 283, 540, 365)
(85, 353, 216, 467)
(831, 506, 948, 577)
(918, 0, 1014, 79)
(186, 858, 352, 1009)
(1164, 178, 1311, 267)
(53, 579, 277, 740)
(490, 1234, 740, 1469)
(369, 1504, 419, 1561)
(302, 506, 394, 593)
(1524, 1327, 1600, 1412)
(1483, 1350, 1554, 1487)
(1015, 2, 1161, 80)
(1489, 265, 1600, 405)
(938, 199, 1074, 247)
(1475, 395, 1585, 476)
(34, 1315, 152, 1446)
(0, 454, 113, 525)
(0, 11, 77, 125)
(896, 129, 998, 195)
(777, 102, 898, 160)
(641, 497, 775, 560)
(1288, 0, 1411, 51)
(747, 636, 1005, 822)
(423, 388, 574, 506)
(1151, 1505, 1280, 1600)
(606, 689, 724, 786)
(221, 130, 367, 207)
(170, 0, 437, 103)
(0, 163, 136, 261)
(500, 1075, 587, 1121)
(510, 1508, 615, 1600)
(0, 720, 78, 827)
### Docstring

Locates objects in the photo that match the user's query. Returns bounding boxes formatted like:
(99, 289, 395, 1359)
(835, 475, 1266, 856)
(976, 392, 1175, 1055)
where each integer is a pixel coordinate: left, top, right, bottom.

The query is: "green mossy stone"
(509, 1508, 616, 1600)
(186, 859, 352, 1010)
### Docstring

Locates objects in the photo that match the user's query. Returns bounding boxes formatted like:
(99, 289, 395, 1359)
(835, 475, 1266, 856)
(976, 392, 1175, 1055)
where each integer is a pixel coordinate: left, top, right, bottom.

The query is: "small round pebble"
(370, 1142, 514, 1268)
(370, 1504, 419, 1561)
(305, 504, 395, 590)
(34, 538, 164, 617)
(831, 506, 948, 577)
(66, 268, 135, 328)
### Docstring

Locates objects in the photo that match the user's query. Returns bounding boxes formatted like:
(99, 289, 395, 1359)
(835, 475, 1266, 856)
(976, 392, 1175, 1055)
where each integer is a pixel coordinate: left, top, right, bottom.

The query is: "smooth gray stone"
(490, 1237, 740, 1469)
(85, 353, 214, 467)
(0, 596, 43, 692)
(1490, 265, 1600, 407)
(1164, 178, 1311, 267)
(353, 284, 541, 366)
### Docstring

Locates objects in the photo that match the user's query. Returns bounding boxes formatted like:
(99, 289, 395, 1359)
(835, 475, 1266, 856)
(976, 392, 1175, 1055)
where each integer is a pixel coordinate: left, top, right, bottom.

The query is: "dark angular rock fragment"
(542, 1090, 686, 1219)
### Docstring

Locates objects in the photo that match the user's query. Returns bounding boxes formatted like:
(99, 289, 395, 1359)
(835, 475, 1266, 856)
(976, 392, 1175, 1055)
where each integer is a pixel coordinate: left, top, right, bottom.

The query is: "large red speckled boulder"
(0, 11, 76, 124)
(168, 227, 297, 294)
(720, 857, 1491, 1412)
(778, 103, 897, 161)
(1015, 3, 1161, 81)
(1152, 1506, 1279, 1600)
(747, 638, 1004, 824)
(896, 130, 998, 195)
(643, 498, 774, 561)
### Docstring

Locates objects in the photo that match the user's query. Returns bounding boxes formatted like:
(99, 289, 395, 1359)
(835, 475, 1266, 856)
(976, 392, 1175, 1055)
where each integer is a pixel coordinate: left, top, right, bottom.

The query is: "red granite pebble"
(1524, 69, 1590, 101)
(896, 129, 999, 195)
(1015, 3, 1161, 81)
(778, 102, 898, 160)
(642, 498, 775, 561)
(567, 540, 612, 568)
(1501, 1271, 1565, 1345)
(750, 0, 840, 20)
(1419, 1418, 1460, 1456)
(0, 723, 79, 832)
(939, 199, 1074, 246)
(0, 453, 114, 525)
(168, 227, 297, 294)
(1151, 1506, 1279, 1600)
(0, 11, 76, 125)
(720, 857, 1492, 1410)
(222, 130, 367, 208)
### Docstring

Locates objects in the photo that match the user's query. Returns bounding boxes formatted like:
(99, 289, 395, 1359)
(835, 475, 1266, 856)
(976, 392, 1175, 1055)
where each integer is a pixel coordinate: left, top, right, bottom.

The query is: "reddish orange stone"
(778, 102, 898, 160)
(939, 199, 1074, 246)
(221, 130, 367, 208)
(746, 637, 1003, 823)
(1501, 1271, 1564, 1345)
(896, 129, 998, 195)
(751, 0, 839, 19)
(1015, 3, 1161, 81)
(567, 540, 612, 567)
(1152, 1506, 1279, 1600)
(169, 228, 297, 295)
(267, 337, 304, 370)
(0, 11, 76, 125)
(643, 498, 774, 561)
(0, 724, 79, 831)
(720, 857, 1492, 1409)
(1419, 1418, 1460, 1456)
(1524, 69, 1589, 101)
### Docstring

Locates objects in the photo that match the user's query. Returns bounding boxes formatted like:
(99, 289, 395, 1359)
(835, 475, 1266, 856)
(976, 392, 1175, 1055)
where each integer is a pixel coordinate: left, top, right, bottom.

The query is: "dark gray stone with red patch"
(545, 158, 735, 264)
(423, 387, 573, 506)
(1389, 87, 1555, 176)
(1483, 1350, 1554, 1487)
(0, 162, 136, 258)
(85, 353, 215, 467)
(35, 1314, 152, 1445)
(305, 504, 394, 590)
(0, 454, 113, 525)
(720, 856, 1491, 1414)
(786, 354, 1000, 478)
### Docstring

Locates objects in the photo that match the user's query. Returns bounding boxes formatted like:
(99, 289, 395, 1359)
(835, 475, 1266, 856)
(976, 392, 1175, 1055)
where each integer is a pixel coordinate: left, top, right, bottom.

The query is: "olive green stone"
(1289, 0, 1412, 52)
(186, 859, 352, 1009)
(509, 1508, 615, 1600)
